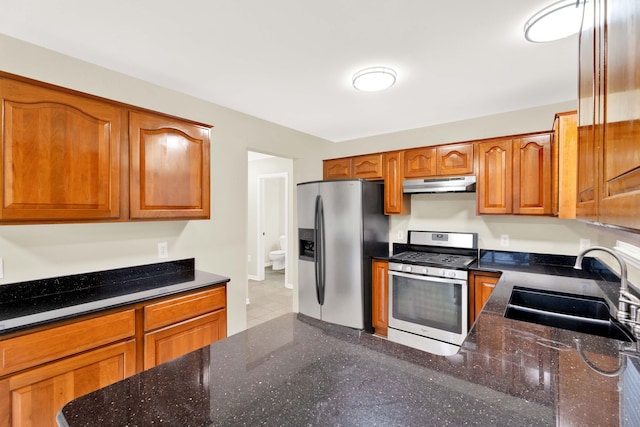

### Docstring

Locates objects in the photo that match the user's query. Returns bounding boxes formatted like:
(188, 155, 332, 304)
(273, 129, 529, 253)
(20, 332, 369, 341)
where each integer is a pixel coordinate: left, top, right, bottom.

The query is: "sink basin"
(504, 286, 636, 342)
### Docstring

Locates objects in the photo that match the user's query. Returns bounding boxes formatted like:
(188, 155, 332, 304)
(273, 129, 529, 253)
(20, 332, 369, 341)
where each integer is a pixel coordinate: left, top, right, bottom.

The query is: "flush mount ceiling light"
(352, 67, 397, 92)
(524, 0, 583, 43)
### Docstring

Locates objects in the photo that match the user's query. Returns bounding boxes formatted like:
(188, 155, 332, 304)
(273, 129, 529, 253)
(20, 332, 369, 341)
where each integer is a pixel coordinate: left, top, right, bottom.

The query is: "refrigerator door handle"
(318, 195, 326, 305)
(314, 195, 323, 305)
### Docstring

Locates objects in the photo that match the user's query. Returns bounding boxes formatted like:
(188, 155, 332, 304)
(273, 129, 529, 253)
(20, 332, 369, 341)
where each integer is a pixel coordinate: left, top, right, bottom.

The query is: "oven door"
(388, 270, 468, 346)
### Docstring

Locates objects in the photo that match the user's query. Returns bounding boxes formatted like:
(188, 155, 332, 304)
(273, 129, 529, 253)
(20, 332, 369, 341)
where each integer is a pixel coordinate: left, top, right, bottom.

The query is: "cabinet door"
(144, 310, 226, 370)
(468, 272, 500, 328)
(403, 147, 436, 178)
(1, 340, 135, 427)
(383, 152, 410, 215)
(323, 158, 351, 180)
(512, 134, 552, 215)
(436, 143, 474, 175)
(476, 139, 512, 214)
(553, 112, 578, 219)
(599, 0, 640, 230)
(352, 154, 383, 179)
(129, 111, 210, 219)
(371, 260, 389, 337)
(0, 78, 121, 222)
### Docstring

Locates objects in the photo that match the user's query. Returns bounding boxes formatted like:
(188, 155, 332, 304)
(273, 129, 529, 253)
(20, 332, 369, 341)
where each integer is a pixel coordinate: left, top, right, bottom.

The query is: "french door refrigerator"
(297, 179, 388, 332)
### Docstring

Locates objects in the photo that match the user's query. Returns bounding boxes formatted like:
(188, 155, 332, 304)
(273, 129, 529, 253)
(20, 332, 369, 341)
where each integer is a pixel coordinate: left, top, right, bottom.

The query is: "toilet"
(268, 235, 287, 270)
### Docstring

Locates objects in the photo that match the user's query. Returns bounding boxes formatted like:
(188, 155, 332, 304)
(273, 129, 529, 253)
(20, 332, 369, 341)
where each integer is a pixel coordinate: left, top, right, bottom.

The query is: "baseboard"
(285, 282, 294, 290)
(248, 274, 260, 281)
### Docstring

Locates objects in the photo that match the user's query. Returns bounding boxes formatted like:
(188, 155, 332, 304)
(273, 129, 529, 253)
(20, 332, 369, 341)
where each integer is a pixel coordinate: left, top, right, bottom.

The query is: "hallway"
(247, 269, 293, 328)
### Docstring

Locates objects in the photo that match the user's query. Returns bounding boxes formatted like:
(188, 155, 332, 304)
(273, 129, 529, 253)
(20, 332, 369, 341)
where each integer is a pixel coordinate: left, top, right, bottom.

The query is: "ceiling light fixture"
(524, 0, 583, 43)
(352, 67, 397, 92)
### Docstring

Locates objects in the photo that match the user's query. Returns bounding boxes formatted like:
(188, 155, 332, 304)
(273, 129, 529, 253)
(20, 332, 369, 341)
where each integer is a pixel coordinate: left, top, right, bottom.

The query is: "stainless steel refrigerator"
(297, 179, 388, 332)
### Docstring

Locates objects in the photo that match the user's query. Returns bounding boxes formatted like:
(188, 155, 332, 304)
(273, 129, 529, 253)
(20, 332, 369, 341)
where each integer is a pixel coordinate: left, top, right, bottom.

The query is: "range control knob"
(404, 265, 412, 272)
(447, 270, 457, 278)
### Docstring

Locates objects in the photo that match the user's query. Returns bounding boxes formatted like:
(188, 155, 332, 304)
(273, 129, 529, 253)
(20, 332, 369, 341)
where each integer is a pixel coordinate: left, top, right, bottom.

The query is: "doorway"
(247, 151, 293, 328)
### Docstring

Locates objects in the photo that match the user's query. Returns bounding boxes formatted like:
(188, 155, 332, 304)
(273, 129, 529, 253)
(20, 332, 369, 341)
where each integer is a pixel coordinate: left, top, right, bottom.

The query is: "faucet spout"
(574, 246, 639, 333)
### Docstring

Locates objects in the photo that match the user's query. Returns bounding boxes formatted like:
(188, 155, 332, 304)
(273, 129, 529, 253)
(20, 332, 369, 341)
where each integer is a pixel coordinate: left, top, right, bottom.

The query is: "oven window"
(392, 275, 462, 334)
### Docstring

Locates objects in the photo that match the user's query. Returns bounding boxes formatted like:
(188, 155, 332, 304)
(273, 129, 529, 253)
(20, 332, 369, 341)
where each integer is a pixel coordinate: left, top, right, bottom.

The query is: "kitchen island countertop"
(58, 257, 640, 427)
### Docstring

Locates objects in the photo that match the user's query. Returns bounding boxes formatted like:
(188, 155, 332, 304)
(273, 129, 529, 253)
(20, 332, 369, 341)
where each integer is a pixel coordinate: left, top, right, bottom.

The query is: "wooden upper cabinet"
(0, 77, 121, 222)
(323, 158, 352, 180)
(552, 111, 578, 219)
(403, 147, 436, 178)
(513, 134, 552, 215)
(598, 0, 640, 230)
(576, 0, 640, 230)
(477, 133, 552, 215)
(436, 142, 474, 175)
(129, 111, 211, 219)
(477, 138, 513, 214)
(352, 154, 383, 179)
(576, 0, 599, 222)
(383, 151, 410, 215)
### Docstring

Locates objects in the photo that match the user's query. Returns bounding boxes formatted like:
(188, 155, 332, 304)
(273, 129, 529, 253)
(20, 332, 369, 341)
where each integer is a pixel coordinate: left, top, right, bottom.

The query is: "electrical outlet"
(579, 238, 591, 251)
(500, 234, 509, 247)
(397, 230, 403, 241)
(248, 254, 252, 262)
(158, 242, 168, 259)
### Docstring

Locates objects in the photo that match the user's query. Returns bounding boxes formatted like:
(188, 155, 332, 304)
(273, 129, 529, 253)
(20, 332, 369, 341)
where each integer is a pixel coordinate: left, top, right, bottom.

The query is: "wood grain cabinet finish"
(323, 158, 352, 180)
(477, 133, 552, 215)
(436, 142, 474, 175)
(0, 340, 135, 427)
(477, 138, 513, 214)
(383, 151, 410, 215)
(403, 147, 437, 178)
(578, 0, 640, 230)
(404, 143, 474, 179)
(0, 311, 136, 427)
(512, 134, 552, 215)
(351, 154, 383, 179)
(371, 259, 389, 337)
(0, 77, 122, 222)
(468, 271, 501, 328)
(552, 111, 578, 219)
(143, 286, 227, 370)
(129, 111, 211, 220)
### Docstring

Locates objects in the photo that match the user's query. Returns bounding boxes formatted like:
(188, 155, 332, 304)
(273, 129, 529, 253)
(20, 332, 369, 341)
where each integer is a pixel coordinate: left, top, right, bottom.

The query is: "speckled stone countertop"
(58, 251, 640, 427)
(0, 258, 229, 336)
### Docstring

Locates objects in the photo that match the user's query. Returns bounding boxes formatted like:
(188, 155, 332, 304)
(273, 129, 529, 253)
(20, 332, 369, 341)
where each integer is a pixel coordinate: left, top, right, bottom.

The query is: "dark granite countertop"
(58, 252, 640, 426)
(0, 259, 229, 336)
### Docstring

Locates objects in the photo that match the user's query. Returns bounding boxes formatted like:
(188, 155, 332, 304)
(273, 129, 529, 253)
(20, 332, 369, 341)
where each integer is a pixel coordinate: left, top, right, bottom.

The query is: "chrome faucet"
(574, 246, 640, 337)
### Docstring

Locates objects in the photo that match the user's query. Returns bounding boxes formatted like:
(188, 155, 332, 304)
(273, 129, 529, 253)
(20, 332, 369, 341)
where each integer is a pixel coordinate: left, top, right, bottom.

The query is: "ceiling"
(0, 0, 578, 142)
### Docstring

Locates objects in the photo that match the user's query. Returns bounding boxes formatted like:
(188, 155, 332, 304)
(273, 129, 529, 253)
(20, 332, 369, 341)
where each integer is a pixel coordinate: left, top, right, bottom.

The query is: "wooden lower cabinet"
(144, 310, 226, 369)
(0, 340, 135, 427)
(468, 271, 501, 328)
(372, 260, 389, 337)
(0, 283, 227, 426)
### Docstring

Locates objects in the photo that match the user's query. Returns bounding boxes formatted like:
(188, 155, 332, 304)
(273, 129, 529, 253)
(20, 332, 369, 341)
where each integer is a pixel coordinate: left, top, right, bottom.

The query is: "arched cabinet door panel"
(129, 111, 211, 219)
(0, 78, 121, 221)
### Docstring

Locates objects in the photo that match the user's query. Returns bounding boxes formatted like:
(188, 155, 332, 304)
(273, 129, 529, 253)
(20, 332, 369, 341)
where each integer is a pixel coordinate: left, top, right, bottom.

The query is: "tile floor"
(247, 268, 293, 328)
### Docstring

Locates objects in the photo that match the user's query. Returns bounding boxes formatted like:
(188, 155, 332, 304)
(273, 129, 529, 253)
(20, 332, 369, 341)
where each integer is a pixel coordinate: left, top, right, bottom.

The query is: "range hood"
(403, 175, 476, 194)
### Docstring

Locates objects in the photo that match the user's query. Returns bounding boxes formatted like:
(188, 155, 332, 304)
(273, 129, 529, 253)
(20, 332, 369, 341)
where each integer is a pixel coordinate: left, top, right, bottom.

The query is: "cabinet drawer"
(144, 286, 226, 331)
(0, 310, 135, 376)
(144, 310, 226, 369)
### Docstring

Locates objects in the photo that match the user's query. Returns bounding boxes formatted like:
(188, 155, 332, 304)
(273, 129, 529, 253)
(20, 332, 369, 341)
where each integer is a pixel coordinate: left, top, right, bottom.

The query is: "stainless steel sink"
(504, 286, 636, 342)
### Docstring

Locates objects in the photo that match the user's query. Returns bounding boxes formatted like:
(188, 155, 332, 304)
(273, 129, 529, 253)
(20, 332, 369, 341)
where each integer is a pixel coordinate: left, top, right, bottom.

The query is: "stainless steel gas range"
(388, 231, 478, 356)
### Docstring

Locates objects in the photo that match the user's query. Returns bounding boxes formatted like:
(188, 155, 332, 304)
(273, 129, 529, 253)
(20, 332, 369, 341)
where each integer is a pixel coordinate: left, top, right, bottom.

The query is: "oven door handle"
(388, 270, 467, 286)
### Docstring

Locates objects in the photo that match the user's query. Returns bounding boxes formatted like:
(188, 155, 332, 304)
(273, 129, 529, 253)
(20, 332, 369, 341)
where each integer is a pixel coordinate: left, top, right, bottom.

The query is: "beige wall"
(2, 33, 638, 338)
(0, 34, 331, 335)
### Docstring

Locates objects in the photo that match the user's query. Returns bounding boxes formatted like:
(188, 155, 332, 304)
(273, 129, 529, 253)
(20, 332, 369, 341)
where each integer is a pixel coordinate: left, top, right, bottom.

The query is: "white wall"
(0, 34, 331, 336)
